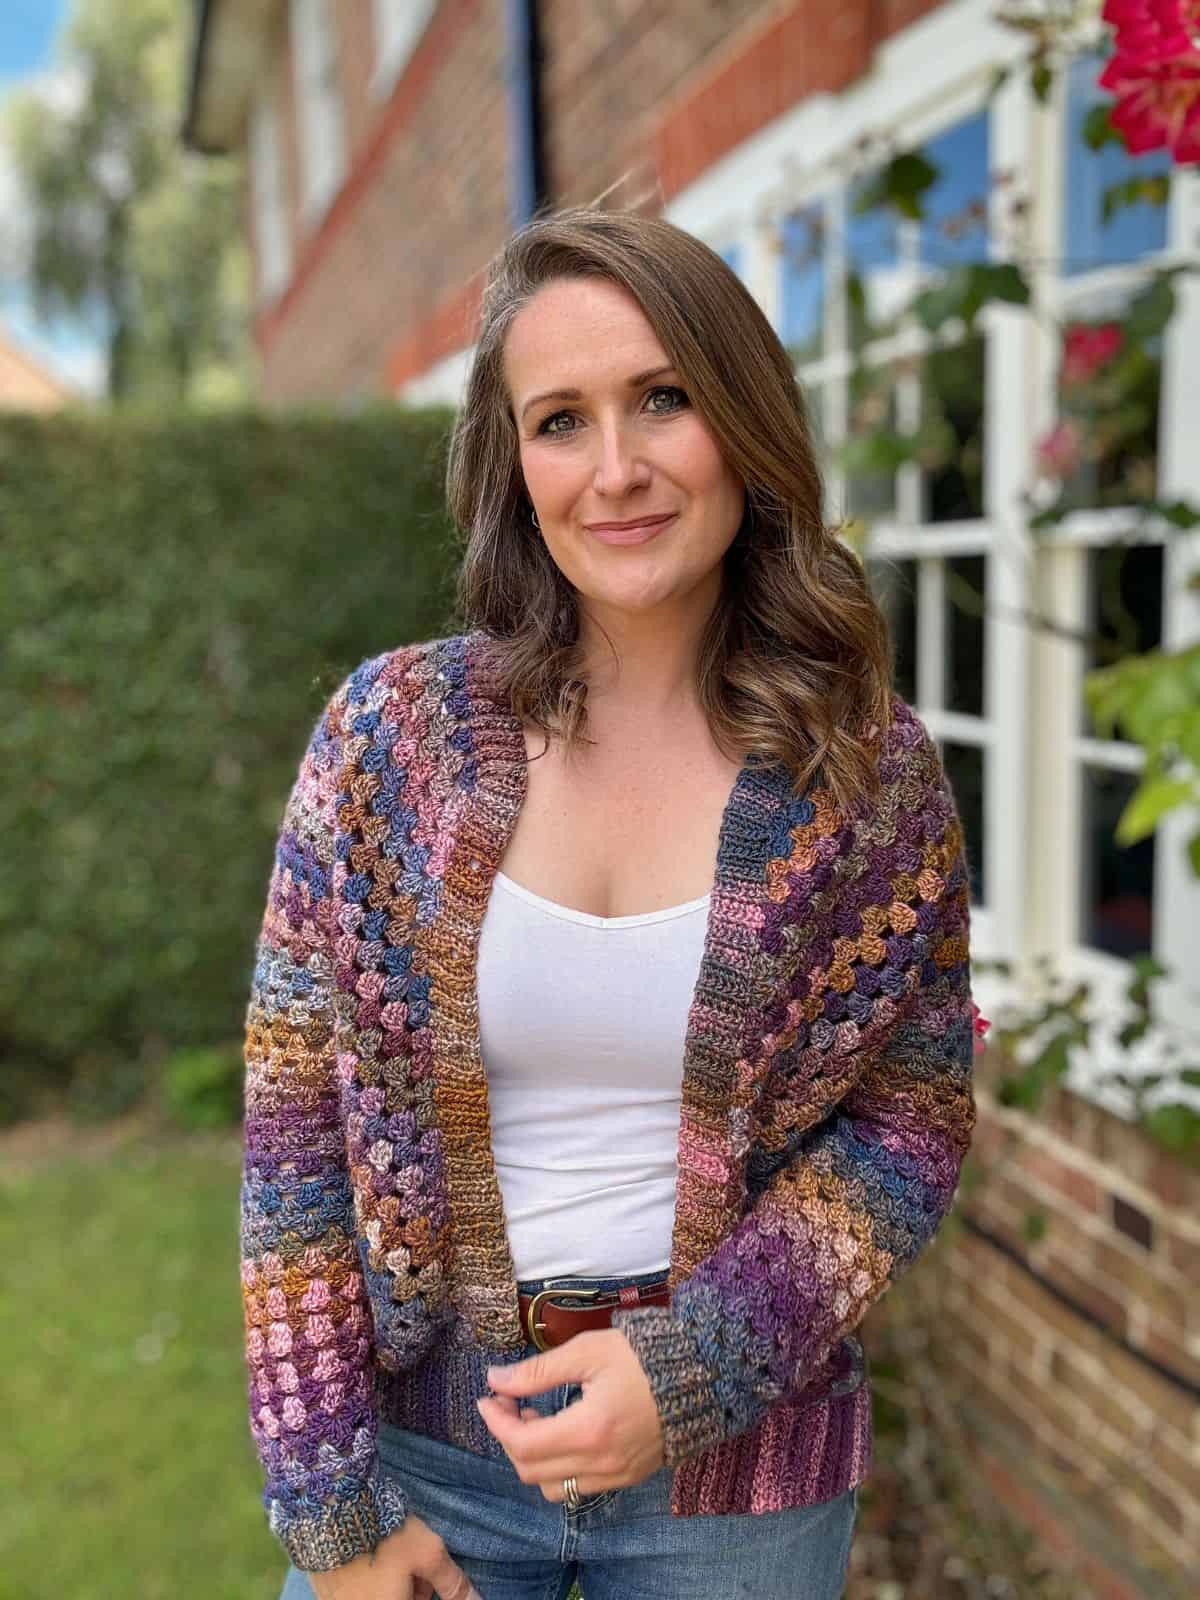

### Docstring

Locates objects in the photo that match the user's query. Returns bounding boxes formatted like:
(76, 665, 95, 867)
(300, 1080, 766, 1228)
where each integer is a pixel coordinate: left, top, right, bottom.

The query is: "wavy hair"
(445, 204, 895, 818)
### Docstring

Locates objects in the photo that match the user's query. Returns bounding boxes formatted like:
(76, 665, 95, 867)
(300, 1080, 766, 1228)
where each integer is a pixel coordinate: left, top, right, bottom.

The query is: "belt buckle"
(526, 1286, 602, 1351)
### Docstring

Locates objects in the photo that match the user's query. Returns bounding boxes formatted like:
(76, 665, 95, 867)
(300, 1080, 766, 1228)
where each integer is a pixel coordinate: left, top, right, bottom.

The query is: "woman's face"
(503, 275, 745, 621)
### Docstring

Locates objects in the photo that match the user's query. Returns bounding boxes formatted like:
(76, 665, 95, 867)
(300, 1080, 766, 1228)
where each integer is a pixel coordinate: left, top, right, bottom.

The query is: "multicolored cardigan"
(240, 626, 977, 1572)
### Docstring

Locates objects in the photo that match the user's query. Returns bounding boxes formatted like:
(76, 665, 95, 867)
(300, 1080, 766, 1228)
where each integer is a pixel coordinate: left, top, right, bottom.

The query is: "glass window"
(867, 556, 917, 706)
(373, 0, 437, 93)
(921, 332, 986, 522)
(250, 85, 291, 301)
(845, 362, 899, 521)
(942, 740, 987, 908)
(291, 0, 346, 223)
(1080, 763, 1155, 956)
(846, 175, 903, 346)
(946, 554, 986, 718)
(1054, 314, 1161, 511)
(918, 110, 990, 270)
(1064, 51, 1169, 276)
(780, 204, 825, 365)
(1082, 543, 1164, 742)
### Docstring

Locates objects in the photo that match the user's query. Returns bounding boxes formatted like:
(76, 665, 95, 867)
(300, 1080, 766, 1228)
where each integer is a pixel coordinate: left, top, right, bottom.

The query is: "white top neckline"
(493, 869, 712, 930)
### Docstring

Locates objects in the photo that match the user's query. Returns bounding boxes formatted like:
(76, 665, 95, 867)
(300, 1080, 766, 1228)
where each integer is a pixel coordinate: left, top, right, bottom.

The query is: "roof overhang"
(182, 0, 279, 153)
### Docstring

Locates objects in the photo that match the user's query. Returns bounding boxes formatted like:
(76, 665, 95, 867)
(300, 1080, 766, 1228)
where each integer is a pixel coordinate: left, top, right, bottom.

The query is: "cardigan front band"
(239, 627, 977, 1571)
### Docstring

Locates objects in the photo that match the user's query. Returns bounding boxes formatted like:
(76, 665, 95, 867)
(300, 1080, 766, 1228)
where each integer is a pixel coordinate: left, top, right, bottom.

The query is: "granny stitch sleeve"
(610, 709, 977, 1466)
(239, 669, 409, 1572)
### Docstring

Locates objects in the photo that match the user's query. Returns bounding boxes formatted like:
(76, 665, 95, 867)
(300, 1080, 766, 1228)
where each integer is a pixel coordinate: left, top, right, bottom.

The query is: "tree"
(3, 0, 249, 404)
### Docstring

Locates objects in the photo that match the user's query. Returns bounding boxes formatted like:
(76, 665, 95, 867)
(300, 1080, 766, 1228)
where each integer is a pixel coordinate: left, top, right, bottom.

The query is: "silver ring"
(562, 1474, 581, 1510)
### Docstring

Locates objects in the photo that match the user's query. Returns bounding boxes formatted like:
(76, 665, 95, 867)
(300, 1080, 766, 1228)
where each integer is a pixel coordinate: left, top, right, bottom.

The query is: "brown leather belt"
(518, 1280, 671, 1351)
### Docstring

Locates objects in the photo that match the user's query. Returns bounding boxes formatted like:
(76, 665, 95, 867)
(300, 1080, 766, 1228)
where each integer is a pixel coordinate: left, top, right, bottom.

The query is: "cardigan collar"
(414, 628, 806, 1352)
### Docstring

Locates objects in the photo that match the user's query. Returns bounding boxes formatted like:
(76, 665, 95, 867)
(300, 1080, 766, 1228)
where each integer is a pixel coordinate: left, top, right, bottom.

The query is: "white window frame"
(661, 0, 1200, 1117)
(1025, 52, 1200, 1096)
(249, 78, 291, 304)
(371, 0, 438, 99)
(290, 0, 346, 226)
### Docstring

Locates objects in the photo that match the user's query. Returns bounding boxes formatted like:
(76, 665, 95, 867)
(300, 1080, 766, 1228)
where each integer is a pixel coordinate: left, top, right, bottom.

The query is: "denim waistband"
(515, 1265, 670, 1295)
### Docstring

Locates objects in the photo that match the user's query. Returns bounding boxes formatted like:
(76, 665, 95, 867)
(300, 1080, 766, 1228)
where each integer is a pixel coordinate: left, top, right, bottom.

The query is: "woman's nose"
(592, 422, 650, 495)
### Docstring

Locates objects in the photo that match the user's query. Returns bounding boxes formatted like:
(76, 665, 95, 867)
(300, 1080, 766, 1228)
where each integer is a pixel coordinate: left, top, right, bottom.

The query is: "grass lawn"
(0, 1110, 286, 1600)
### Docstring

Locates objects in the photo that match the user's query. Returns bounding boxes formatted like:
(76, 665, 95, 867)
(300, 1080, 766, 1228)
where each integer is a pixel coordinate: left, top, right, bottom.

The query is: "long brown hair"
(445, 203, 895, 818)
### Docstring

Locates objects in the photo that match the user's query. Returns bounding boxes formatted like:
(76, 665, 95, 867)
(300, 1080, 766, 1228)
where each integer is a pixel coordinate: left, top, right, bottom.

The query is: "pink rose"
(1062, 321, 1125, 383)
(1036, 418, 1084, 480)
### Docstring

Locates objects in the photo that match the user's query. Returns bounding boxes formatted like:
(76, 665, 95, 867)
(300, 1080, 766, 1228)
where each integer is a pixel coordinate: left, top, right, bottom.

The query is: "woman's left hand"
(475, 1329, 665, 1501)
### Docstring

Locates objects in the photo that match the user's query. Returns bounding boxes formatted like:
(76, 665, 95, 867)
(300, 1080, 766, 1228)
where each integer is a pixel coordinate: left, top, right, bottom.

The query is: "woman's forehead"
(504, 281, 668, 394)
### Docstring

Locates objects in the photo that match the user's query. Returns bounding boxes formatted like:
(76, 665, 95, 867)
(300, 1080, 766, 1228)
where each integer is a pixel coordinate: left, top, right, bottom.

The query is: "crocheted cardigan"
(240, 626, 977, 1572)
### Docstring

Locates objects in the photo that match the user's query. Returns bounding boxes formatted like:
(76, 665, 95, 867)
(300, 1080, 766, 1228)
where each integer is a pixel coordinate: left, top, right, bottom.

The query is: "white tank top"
(477, 868, 711, 1279)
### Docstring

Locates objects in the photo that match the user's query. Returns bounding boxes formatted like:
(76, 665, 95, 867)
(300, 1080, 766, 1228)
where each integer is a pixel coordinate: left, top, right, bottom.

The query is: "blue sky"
(0, 0, 107, 394)
(0, 1, 71, 87)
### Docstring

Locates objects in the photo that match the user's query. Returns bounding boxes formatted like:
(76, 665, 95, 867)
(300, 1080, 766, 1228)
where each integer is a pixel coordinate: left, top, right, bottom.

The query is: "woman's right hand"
(307, 1513, 483, 1600)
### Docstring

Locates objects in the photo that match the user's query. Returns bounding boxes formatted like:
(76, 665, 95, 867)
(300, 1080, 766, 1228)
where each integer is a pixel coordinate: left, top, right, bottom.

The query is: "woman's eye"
(537, 385, 688, 436)
(648, 385, 687, 413)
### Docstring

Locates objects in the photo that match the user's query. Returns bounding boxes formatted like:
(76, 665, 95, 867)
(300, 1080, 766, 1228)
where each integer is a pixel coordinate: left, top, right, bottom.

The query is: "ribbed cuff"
(269, 1467, 409, 1573)
(609, 1303, 730, 1467)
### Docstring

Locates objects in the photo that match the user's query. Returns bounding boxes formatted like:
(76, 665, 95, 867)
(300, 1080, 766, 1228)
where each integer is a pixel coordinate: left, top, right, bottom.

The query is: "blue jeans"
(279, 1268, 860, 1599)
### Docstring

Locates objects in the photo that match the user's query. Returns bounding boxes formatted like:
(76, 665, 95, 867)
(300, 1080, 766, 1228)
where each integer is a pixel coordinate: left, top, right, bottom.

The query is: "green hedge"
(1, 404, 463, 1120)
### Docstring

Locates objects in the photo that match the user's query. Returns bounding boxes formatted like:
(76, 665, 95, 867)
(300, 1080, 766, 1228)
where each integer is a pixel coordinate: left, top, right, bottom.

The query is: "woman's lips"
(585, 513, 678, 546)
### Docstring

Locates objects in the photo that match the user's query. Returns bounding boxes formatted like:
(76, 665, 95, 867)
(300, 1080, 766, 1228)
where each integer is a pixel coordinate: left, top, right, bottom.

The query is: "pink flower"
(1099, 1, 1200, 162)
(971, 1002, 992, 1058)
(1103, 0, 1200, 63)
(1036, 418, 1084, 480)
(1062, 321, 1125, 383)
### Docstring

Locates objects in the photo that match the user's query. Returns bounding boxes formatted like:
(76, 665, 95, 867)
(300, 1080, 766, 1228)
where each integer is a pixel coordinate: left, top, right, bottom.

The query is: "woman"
(244, 204, 979, 1600)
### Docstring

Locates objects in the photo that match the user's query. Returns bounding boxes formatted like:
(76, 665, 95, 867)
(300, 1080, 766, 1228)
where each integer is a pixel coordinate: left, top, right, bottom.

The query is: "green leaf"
(1022, 1209, 1048, 1242)
(1117, 1017, 1152, 1049)
(1102, 174, 1170, 224)
(1116, 775, 1196, 846)
(1129, 953, 1169, 982)
(1031, 60, 1054, 105)
(853, 150, 939, 222)
(1189, 827, 1200, 876)
(987, 64, 1011, 102)
(1126, 275, 1177, 342)
(1154, 498, 1200, 530)
(837, 429, 917, 475)
(1028, 499, 1068, 530)
(912, 262, 1029, 332)
(1139, 1102, 1200, 1155)
(1082, 103, 1121, 150)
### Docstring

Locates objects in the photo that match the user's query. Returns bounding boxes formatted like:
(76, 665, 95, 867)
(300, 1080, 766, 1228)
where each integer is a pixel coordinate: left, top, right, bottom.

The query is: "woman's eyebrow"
(520, 364, 678, 422)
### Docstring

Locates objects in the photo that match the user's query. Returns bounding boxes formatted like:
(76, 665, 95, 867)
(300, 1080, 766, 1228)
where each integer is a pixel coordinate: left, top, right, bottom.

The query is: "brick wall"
(255, 0, 512, 404)
(249, 0, 949, 401)
(929, 1049, 1200, 1598)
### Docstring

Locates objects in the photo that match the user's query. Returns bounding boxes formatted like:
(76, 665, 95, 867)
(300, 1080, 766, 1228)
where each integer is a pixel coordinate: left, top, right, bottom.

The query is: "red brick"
(1038, 1252, 1129, 1338)
(1094, 1239, 1189, 1336)
(233, 0, 982, 399)
(1017, 1143, 1102, 1214)
(1162, 1225, 1200, 1285)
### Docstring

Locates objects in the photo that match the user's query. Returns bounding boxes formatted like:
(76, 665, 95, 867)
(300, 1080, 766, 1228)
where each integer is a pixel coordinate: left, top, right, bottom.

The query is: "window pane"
(846, 176, 903, 346)
(941, 740, 986, 907)
(921, 333, 986, 521)
(1080, 764, 1155, 957)
(919, 110, 990, 269)
(718, 243, 743, 279)
(867, 555, 917, 705)
(1054, 309, 1161, 510)
(1064, 52, 1169, 276)
(1082, 543, 1164, 741)
(780, 205, 825, 365)
(845, 362, 899, 521)
(946, 554, 986, 718)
